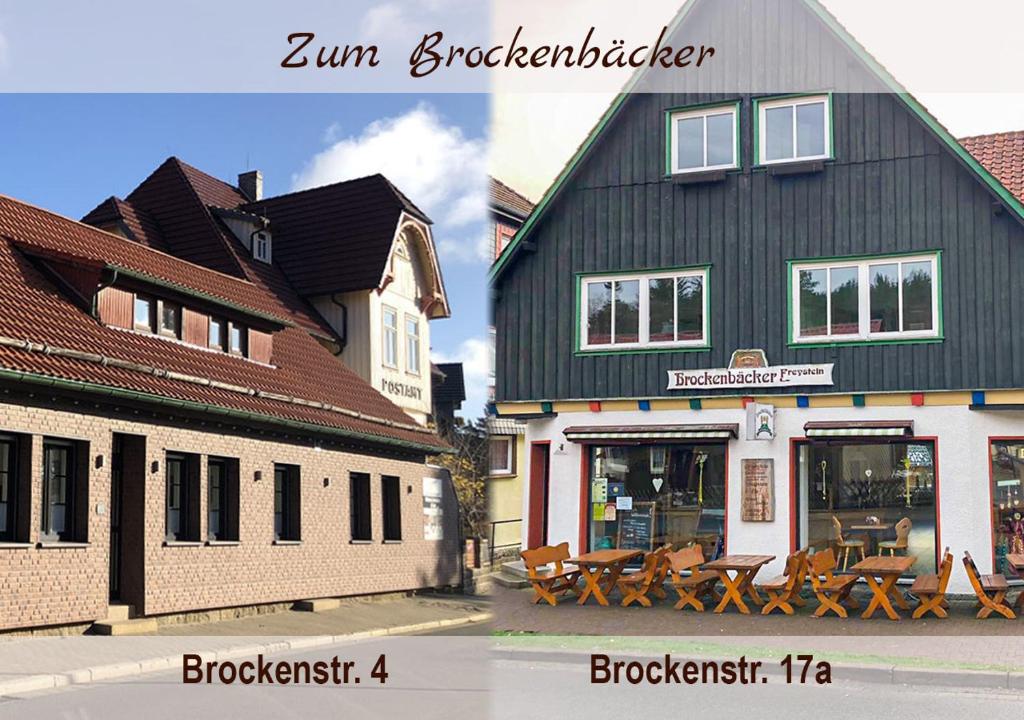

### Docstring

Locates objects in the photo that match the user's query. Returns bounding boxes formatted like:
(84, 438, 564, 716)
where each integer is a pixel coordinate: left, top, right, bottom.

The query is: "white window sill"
(206, 540, 241, 546)
(163, 540, 202, 547)
(38, 542, 91, 549)
(349, 539, 373, 545)
(488, 472, 516, 479)
(0, 542, 34, 549)
(382, 539, 403, 545)
(272, 539, 302, 546)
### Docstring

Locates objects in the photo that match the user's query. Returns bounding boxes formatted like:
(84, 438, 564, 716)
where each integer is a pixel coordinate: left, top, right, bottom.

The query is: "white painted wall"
(520, 404, 1024, 593)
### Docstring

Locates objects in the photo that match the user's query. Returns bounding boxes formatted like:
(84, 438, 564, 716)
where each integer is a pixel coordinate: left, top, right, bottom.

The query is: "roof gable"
(489, 0, 1024, 284)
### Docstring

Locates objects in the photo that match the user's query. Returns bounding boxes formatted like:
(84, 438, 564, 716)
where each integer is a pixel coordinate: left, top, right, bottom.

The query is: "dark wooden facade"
(493, 4, 1024, 402)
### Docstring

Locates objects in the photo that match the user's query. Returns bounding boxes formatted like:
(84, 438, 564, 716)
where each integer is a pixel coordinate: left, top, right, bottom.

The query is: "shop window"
(580, 268, 709, 351)
(757, 94, 831, 164)
(0, 433, 29, 543)
(165, 452, 200, 542)
(274, 464, 301, 541)
(990, 439, 1024, 575)
(350, 472, 372, 541)
(41, 439, 88, 543)
(667, 103, 739, 174)
(207, 456, 239, 542)
(405, 315, 421, 375)
(791, 253, 940, 343)
(795, 440, 937, 574)
(382, 307, 399, 368)
(588, 444, 726, 560)
(381, 475, 402, 542)
(489, 436, 515, 476)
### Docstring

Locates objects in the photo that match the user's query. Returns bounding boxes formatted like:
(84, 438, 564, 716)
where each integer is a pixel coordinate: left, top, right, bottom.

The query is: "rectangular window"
(382, 307, 399, 368)
(990, 439, 1024, 576)
(488, 436, 514, 475)
(668, 103, 739, 174)
(758, 94, 831, 164)
(589, 444, 727, 561)
(791, 253, 940, 344)
(580, 268, 709, 351)
(207, 457, 239, 542)
(0, 435, 17, 541)
(133, 295, 154, 332)
(273, 464, 301, 541)
(209, 318, 227, 351)
(41, 440, 79, 542)
(158, 301, 181, 338)
(350, 472, 372, 541)
(253, 232, 271, 263)
(405, 315, 420, 375)
(382, 475, 402, 542)
(165, 452, 199, 542)
(229, 323, 247, 357)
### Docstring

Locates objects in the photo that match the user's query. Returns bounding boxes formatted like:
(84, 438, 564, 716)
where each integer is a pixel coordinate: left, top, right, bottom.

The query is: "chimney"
(238, 170, 263, 202)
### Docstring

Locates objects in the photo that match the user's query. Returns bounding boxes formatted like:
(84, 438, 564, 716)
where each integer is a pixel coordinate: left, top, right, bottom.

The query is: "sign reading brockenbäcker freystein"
(666, 349, 834, 391)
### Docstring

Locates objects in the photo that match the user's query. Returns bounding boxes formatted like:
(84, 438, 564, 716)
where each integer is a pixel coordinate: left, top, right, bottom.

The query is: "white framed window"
(133, 294, 154, 332)
(382, 306, 399, 369)
(488, 436, 514, 476)
(253, 232, 272, 263)
(790, 253, 940, 344)
(405, 315, 421, 375)
(668, 103, 739, 174)
(579, 267, 709, 351)
(757, 94, 831, 165)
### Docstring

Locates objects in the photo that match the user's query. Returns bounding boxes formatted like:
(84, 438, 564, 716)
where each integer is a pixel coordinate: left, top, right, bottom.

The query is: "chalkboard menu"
(617, 502, 655, 551)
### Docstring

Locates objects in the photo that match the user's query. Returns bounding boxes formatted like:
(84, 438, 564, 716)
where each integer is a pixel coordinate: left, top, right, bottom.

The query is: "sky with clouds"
(0, 93, 493, 420)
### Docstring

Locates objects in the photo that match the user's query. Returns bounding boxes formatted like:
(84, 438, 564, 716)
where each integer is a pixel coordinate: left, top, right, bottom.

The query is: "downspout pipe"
(91, 267, 119, 321)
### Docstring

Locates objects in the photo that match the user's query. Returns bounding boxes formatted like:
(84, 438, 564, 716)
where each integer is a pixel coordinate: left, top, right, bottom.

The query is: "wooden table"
(567, 549, 644, 606)
(850, 555, 916, 620)
(702, 554, 775, 614)
(1006, 553, 1024, 607)
(850, 523, 893, 556)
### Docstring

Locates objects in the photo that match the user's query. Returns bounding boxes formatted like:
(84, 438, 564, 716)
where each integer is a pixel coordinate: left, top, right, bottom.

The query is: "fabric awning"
(563, 424, 738, 442)
(804, 420, 914, 438)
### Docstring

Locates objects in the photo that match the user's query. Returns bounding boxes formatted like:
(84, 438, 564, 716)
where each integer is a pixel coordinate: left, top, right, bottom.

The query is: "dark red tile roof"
(241, 174, 431, 296)
(960, 131, 1024, 204)
(82, 196, 167, 250)
(490, 176, 535, 220)
(0, 229, 445, 451)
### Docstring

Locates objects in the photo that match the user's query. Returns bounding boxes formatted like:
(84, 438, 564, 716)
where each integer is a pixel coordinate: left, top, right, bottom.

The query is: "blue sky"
(0, 93, 491, 418)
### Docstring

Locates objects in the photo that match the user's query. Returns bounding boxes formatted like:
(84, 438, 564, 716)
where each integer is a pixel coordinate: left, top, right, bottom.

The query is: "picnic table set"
(520, 541, 1024, 621)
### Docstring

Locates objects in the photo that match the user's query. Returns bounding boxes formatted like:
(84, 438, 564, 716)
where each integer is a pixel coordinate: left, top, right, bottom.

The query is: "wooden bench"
(911, 547, 952, 619)
(616, 544, 672, 607)
(759, 548, 808, 616)
(666, 544, 720, 612)
(963, 551, 1015, 619)
(520, 542, 581, 606)
(808, 548, 860, 618)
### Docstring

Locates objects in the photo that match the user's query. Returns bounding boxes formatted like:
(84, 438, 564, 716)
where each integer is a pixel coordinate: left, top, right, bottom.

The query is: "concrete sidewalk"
(0, 594, 490, 697)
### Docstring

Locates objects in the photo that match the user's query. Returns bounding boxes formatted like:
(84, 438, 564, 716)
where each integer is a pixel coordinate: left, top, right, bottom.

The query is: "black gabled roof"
(241, 174, 431, 297)
(432, 362, 465, 405)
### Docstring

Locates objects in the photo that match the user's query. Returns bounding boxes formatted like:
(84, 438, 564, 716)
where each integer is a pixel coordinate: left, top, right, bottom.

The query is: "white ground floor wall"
(519, 403, 1024, 594)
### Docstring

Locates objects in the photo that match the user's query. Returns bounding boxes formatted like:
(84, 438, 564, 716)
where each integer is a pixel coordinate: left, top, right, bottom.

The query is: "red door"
(527, 442, 550, 549)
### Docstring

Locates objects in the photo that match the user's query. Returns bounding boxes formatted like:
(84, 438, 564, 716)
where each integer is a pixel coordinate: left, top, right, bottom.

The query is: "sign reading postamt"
(666, 364, 834, 391)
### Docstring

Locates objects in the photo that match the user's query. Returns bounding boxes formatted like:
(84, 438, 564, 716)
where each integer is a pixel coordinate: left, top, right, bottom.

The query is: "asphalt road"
(0, 634, 490, 720)
(491, 656, 1024, 719)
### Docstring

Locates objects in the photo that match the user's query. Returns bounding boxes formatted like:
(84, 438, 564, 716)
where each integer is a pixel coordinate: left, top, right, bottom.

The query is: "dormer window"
(253, 232, 271, 263)
(133, 295, 154, 332)
(229, 322, 248, 357)
(209, 317, 227, 351)
(159, 301, 181, 339)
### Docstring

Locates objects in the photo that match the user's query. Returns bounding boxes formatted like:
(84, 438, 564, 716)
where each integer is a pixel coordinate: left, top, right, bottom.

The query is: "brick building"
(0, 158, 459, 632)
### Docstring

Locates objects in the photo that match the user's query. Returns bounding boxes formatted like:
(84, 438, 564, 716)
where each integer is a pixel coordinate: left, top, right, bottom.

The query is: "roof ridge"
(254, 172, 388, 204)
(959, 130, 1024, 141)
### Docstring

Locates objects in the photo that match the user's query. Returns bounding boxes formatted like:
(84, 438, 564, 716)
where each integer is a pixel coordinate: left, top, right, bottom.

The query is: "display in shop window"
(990, 440, 1024, 575)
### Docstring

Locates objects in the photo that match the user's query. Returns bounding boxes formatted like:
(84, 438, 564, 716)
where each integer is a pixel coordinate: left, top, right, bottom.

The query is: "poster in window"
(741, 459, 774, 522)
(422, 476, 444, 540)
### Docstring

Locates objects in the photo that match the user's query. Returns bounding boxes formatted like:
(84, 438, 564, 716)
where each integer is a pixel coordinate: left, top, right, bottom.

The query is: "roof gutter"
(0, 366, 451, 456)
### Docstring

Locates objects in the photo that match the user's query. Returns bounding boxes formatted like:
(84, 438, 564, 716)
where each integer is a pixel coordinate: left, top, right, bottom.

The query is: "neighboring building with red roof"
(0, 158, 460, 633)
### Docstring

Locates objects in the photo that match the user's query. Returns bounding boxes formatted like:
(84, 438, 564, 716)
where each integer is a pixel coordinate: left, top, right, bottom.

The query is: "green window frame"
(664, 101, 741, 175)
(787, 251, 943, 347)
(754, 93, 834, 166)
(576, 265, 711, 355)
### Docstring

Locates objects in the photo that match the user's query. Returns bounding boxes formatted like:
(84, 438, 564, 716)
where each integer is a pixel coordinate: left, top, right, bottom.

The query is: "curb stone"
(0, 612, 492, 699)
(490, 646, 1015, 690)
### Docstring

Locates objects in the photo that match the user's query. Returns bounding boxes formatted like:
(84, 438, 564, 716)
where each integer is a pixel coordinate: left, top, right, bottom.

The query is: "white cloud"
(359, 2, 409, 40)
(433, 336, 490, 420)
(292, 102, 488, 265)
